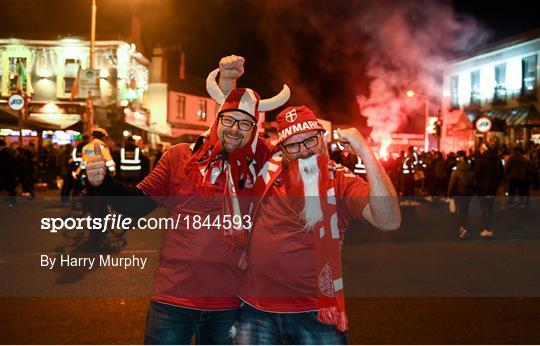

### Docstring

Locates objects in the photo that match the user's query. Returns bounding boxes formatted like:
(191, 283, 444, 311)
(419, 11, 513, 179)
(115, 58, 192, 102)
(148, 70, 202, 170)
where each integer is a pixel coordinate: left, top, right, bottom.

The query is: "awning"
(1, 106, 81, 130)
(28, 113, 81, 129)
(483, 106, 540, 127)
(126, 120, 171, 137)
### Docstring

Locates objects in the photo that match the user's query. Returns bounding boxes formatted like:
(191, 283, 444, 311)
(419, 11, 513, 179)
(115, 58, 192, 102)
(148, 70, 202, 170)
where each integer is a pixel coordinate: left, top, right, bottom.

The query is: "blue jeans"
(144, 301, 238, 345)
(234, 303, 348, 345)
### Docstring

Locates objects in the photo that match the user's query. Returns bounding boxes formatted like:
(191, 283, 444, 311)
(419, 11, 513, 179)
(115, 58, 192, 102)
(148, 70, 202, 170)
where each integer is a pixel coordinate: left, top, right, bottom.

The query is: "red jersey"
(239, 166, 369, 312)
(138, 142, 271, 310)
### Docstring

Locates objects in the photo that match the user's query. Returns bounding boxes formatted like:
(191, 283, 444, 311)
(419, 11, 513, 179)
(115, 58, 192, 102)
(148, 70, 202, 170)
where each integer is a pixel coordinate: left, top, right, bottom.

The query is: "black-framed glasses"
(282, 134, 320, 154)
(219, 115, 256, 131)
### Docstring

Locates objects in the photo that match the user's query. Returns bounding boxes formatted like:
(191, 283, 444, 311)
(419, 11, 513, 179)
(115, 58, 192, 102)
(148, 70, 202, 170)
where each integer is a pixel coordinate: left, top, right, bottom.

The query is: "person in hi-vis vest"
(77, 127, 116, 250)
(118, 136, 144, 186)
(77, 128, 116, 180)
(60, 135, 89, 205)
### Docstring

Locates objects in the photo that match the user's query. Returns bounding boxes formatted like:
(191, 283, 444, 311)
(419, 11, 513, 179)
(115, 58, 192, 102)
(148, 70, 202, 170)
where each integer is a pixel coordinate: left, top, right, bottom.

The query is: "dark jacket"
(433, 157, 447, 179)
(505, 153, 531, 180)
(474, 149, 504, 195)
(448, 160, 474, 196)
(0, 146, 17, 189)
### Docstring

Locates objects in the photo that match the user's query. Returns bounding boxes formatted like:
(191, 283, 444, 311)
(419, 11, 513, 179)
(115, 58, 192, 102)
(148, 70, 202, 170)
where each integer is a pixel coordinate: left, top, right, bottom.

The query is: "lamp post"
(85, 0, 97, 133)
(406, 90, 430, 152)
(434, 110, 442, 151)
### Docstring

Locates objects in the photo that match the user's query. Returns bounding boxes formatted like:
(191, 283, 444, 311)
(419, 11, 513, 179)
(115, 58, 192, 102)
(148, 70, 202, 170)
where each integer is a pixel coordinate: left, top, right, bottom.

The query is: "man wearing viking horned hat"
(235, 106, 401, 344)
(83, 55, 290, 344)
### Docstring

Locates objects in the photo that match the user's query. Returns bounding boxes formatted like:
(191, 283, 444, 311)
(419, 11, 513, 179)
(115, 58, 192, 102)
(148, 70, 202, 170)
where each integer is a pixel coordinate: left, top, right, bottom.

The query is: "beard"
(298, 154, 323, 231)
(285, 146, 331, 232)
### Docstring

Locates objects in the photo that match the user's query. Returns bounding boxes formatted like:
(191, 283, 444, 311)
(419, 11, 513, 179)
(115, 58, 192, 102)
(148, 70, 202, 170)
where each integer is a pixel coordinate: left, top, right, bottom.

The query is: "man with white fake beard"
(235, 106, 401, 344)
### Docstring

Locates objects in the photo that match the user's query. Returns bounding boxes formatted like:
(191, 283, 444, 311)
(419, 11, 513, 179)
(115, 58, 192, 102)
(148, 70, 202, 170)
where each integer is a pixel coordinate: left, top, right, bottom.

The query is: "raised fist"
(219, 55, 245, 80)
(337, 128, 369, 154)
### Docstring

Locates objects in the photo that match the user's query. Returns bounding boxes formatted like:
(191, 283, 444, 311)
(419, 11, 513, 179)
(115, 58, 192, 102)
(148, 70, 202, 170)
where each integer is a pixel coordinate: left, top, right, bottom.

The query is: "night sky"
(1, 0, 539, 126)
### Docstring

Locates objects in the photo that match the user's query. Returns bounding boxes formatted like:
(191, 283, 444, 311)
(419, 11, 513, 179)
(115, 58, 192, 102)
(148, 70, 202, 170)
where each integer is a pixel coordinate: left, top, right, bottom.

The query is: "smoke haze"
(253, 0, 490, 143)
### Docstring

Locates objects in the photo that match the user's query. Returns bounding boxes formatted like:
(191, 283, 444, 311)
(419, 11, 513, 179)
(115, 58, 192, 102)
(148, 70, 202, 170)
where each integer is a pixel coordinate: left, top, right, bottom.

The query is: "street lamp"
(406, 90, 430, 152)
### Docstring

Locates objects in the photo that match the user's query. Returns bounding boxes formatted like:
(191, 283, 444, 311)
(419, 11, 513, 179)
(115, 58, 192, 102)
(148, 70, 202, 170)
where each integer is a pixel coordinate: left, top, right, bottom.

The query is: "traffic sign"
(7, 94, 25, 111)
(476, 117, 492, 133)
(79, 69, 101, 97)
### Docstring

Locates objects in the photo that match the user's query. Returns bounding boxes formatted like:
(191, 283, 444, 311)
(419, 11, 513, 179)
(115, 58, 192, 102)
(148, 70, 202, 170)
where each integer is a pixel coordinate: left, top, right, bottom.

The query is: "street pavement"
(1, 190, 540, 343)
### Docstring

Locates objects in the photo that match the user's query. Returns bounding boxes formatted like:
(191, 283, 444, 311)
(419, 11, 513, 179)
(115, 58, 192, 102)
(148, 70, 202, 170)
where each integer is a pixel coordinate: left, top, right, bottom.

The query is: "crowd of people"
(1, 139, 39, 206)
(331, 140, 539, 239)
(0, 135, 165, 208)
(335, 141, 539, 201)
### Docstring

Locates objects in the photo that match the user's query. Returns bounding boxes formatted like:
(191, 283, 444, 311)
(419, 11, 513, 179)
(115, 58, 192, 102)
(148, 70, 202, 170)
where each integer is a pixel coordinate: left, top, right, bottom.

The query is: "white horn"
(258, 84, 291, 112)
(206, 68, 226, 104)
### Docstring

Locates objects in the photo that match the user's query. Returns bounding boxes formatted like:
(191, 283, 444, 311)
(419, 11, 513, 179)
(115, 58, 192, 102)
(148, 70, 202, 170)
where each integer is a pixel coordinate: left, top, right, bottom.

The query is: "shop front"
(479, 106, 540, 149)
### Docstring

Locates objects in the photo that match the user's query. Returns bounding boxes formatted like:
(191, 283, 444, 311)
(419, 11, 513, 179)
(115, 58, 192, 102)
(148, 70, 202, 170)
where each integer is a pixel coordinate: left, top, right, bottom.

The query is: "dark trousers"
(20, 174, 34, 195)
(144, 301, 238, 345)
(60, 173, 74, 204)
(508, 178, 529, 206)
(455, 197, 472, 229)
(234, 303, 347, 345)
(402, 174, 415, 197)
(434, 176, 447, 196)
(479, 196, 495, 230)
(1, 182, 17, 205)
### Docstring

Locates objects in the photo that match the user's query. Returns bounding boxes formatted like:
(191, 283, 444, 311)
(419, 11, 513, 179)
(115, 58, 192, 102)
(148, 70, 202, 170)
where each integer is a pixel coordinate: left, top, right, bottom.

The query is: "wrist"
(218, 76, 236, 94)
(219, 76, 235, 81)
(354, 144, 375, 161)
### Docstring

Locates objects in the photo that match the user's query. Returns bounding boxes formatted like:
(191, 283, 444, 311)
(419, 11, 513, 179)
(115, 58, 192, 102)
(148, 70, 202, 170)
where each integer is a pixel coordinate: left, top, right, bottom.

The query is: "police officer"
(60, 135, 89, 205)
(118, 136, 143, 186)
(401, 146, 420, 205)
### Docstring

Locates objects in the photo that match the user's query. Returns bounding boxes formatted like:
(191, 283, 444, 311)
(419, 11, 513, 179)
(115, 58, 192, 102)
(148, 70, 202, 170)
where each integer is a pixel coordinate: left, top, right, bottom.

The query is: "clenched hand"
(86, 142, 107, 187)
(219, 55, 245, 80)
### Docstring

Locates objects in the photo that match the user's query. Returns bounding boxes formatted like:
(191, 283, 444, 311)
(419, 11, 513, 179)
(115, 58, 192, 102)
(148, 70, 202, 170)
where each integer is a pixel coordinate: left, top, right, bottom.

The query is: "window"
(493, 63, 506, 105)
(64, 59, 80, 94)
(495, 63, 506, 88)
(450, 75, 459, 108)
(176, 95, 186, 120)
(521, 55, 537, 101)
(197, 99, 207, 121)
(8, 57, 28, 92)
(470, 70, 481, 105)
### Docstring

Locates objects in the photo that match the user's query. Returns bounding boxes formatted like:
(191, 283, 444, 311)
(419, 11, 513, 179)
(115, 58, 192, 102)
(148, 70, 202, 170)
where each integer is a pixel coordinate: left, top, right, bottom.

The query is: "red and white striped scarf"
(184, 123, 259, 250)
(251, 151, 348, 332)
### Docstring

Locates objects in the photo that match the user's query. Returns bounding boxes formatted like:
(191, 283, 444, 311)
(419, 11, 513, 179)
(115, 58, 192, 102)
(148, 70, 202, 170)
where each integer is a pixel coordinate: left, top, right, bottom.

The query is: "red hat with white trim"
(276, 106, 325, 143)
(218, 88, 262, 121)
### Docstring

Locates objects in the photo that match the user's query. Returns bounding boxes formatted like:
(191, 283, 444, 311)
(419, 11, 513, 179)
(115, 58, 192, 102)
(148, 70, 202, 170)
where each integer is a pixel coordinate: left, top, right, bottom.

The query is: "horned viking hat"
(206, 68, 291, 120)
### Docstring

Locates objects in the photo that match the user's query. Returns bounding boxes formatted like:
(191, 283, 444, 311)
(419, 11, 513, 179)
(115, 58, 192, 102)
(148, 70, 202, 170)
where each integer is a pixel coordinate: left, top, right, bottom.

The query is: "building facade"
(441, 29, 540, 152)
(146, 45, 218, 143)
(0, 38, 150, 142)
(168, 86, 218, 140)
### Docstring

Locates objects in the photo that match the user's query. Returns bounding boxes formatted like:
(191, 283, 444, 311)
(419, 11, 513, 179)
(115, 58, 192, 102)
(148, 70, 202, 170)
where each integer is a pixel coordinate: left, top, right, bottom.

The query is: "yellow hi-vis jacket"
(77, 138, 116, 176)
